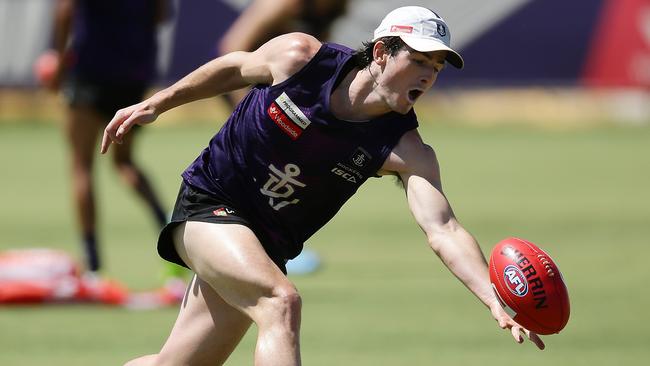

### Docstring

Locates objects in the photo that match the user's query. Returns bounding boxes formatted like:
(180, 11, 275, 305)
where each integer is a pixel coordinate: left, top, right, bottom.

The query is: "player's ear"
(372, 41, 389, 66)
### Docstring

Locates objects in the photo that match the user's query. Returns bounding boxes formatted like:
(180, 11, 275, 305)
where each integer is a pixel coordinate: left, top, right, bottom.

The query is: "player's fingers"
(511, 325, 524, 344)
(100, 129, 112, 154)
(524, 329, 546, 350)
(103, 110, 130, 144)
(101, 121, 122, 154)
(115, 112, 139, 139)
(496, 312, 514, 330)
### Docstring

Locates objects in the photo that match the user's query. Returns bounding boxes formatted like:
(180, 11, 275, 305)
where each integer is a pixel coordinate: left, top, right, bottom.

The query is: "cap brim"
(399, 36, 464, 69)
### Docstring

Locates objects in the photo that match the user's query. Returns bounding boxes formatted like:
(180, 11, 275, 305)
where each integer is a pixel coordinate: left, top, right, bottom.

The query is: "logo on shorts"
(267, 92, 312, 140)
(213, 207, 234, 217)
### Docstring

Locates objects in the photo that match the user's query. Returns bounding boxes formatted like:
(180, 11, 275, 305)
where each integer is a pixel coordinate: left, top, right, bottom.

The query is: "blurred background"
(3, 0, 649, 124)
(1, 0, 649, 365)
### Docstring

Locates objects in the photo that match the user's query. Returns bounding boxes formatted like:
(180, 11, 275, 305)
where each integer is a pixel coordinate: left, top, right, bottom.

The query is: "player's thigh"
(156, 274, 252, 366)
(64, 106, 104, 166)
(172, 221, 295, 315)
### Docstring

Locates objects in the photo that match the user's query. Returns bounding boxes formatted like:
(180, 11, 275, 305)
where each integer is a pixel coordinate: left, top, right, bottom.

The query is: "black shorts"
(62, 76, 148, 120)
(157, 182, 288, 274)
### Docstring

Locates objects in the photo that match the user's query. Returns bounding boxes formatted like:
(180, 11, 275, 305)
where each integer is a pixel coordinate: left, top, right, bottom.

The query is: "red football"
(489, 237, 570, 335)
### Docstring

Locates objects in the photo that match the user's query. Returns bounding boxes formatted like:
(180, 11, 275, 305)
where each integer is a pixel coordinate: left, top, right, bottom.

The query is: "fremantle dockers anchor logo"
(436, 24, 446, 37)
(260, 163, 306, 211)
(350, 147, 371, 168)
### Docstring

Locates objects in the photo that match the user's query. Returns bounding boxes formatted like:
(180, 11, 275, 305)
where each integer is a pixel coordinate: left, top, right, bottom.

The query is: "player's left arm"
(379, 129, 545, 350)
(39, 0, 75, 90)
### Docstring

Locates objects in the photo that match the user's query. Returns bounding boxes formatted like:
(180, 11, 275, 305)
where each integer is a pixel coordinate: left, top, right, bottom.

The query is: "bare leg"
(124, 274, 252, 366)
(64, 105, 103, 271)
(112, 134, 167, 228)
(133, 222, 301, 365)
(110, 129, 191, 284)
(177, 222, 302, 365)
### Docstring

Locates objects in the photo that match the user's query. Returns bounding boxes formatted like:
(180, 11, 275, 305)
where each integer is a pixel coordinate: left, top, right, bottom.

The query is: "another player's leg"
(112, 134, 167, 229)
(64, 105, 104, 273)
(175, 221, 302, 366)
(112, 132, 189, 300)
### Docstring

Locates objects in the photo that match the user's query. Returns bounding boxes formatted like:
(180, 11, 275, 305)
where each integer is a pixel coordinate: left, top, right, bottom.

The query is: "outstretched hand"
(101, 101, 159, 154)
(491, 303, 546, 350)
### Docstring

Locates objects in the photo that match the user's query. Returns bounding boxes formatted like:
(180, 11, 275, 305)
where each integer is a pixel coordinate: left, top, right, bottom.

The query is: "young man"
(102, 6, 545, 365)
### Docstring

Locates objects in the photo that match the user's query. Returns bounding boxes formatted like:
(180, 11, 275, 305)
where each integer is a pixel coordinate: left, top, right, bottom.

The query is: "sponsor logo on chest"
(267, 92, 312, 140)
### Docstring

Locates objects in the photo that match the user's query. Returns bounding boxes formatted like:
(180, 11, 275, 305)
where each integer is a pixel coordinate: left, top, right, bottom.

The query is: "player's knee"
(256, 285, 302, 330)
(112, 155, 134, 171)
(112, 158, 142, 185)
(72, 169, 93, 189)
(269, 285, 302, 317)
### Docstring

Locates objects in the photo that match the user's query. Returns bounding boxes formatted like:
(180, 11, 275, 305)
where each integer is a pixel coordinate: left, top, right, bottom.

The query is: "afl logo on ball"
(503, 264, 528, 297)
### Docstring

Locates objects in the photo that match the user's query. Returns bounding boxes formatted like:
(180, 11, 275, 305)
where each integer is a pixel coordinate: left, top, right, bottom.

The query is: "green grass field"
(1, 115, 649, 365)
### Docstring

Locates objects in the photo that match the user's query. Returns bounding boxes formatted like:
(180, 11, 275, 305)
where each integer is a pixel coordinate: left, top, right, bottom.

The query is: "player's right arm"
(379, 130, 545, 350)
(100, 32, 321, 153)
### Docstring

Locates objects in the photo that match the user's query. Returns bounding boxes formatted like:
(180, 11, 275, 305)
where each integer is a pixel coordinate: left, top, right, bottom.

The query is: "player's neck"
(330, 67, 391, 122)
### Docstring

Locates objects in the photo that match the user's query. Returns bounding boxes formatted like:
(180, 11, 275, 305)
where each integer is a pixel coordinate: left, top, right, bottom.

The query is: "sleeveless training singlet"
(182, 43, 418, 261)
(69, 0, 158, 83)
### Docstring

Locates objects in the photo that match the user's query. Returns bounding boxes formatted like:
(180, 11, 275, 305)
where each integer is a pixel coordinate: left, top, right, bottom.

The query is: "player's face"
(378, 47, 446, 114)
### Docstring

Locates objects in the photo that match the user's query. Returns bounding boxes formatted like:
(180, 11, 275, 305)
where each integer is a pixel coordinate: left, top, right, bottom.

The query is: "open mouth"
(408, 89, 423, 102)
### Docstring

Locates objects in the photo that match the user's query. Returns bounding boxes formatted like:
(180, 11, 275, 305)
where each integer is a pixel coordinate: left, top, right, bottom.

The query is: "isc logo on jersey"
(331, 167, 357, 183)
(331, 147, 372, 184)
(267, 92, 312, 140)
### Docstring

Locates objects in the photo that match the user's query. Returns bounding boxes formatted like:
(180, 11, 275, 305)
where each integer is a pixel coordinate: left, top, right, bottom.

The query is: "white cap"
(373, 6, 464, 69)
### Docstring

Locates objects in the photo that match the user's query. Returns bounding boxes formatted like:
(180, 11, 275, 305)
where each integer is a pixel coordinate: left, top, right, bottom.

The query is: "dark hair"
(352, 36, 407, 69)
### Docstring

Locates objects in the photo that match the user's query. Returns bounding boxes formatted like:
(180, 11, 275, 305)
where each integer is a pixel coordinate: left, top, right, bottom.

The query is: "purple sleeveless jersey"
(183, 43, 418, 260)
(69, 0, 157, 83)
